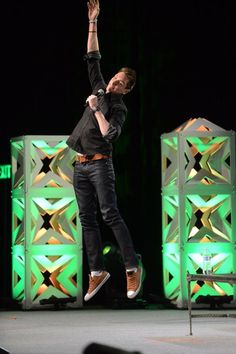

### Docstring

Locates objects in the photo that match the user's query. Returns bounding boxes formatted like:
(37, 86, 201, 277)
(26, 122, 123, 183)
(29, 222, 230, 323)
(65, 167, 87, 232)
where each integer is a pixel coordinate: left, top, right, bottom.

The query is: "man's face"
(106, 72, 129, 94)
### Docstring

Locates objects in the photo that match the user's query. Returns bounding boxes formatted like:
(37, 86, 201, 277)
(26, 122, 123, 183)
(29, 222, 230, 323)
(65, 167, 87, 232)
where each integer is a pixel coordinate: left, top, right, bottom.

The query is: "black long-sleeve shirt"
(66, 51, 128, 155)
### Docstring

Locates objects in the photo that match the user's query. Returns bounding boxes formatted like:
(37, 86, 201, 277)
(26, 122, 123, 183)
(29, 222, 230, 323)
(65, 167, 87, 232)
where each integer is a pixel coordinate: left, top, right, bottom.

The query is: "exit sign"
(0, 165, 11, 179)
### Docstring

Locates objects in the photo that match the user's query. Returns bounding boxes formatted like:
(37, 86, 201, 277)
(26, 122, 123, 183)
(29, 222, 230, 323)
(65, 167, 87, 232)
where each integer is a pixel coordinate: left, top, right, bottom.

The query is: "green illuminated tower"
(11, 136, 82, 309)
(161, 118, 236, 308)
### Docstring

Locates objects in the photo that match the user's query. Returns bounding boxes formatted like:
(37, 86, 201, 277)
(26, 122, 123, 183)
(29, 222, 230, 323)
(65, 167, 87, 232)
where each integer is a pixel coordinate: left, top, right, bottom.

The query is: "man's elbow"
(103, 124, 121, 142)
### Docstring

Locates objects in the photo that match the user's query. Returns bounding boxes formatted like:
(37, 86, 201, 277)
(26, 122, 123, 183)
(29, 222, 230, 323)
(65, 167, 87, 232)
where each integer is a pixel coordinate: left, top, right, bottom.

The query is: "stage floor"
(1, 307, 236, 354)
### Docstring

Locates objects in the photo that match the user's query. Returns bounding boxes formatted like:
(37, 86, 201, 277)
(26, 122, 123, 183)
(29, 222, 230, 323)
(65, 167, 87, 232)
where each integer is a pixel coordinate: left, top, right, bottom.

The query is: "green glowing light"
(0, 164, 11, 179)
(103, 245, 112, 255)
(32, 140, 67, 156)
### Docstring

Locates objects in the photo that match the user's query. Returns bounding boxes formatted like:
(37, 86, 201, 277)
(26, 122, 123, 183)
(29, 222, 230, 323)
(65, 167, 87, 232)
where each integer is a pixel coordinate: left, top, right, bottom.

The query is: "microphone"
(84, 89, 105, 107)
(95, 88, 105, 97)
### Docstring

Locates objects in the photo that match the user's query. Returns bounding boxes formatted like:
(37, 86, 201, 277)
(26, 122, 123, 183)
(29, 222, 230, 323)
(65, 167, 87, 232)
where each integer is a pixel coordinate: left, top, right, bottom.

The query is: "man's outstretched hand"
(87, 0, 100, 21)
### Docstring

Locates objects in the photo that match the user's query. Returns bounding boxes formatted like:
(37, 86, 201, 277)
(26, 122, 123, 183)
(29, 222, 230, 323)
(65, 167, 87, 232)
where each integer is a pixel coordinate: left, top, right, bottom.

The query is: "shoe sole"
(127, 266, 143, 299)
(84, 273, 111, 302)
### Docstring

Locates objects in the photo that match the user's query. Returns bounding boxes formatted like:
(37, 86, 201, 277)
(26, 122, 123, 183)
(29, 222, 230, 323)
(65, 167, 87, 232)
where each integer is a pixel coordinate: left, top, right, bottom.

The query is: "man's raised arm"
(87, 0, 100, 53)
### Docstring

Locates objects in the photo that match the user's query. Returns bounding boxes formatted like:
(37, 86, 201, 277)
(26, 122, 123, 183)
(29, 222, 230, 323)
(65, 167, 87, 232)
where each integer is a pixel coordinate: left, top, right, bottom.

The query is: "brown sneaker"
(126, 267, 143, 299)
(84, 271, 110, 302)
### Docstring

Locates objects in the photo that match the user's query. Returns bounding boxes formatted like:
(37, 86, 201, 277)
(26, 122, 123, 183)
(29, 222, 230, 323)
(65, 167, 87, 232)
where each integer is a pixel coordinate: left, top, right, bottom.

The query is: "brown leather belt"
(77, 153, 111, 163)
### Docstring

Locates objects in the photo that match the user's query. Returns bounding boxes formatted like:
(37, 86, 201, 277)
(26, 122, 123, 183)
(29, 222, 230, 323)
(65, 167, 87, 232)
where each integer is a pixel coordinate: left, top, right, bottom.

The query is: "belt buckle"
(85, 154, 94, 161)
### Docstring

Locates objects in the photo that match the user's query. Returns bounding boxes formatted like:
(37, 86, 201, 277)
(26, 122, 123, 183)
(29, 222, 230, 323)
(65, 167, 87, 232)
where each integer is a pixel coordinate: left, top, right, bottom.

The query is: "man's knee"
(102, 209, 121, 226)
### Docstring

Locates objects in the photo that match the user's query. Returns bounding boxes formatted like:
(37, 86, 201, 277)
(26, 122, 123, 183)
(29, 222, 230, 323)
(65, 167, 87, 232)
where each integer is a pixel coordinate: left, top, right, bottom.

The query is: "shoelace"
(88, 275, 97, 292)
(127, 272, 138, 290)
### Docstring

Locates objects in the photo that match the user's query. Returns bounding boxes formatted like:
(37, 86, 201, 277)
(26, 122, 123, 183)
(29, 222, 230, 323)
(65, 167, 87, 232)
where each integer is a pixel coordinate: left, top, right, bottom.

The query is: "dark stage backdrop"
(1, 0, 235, 301)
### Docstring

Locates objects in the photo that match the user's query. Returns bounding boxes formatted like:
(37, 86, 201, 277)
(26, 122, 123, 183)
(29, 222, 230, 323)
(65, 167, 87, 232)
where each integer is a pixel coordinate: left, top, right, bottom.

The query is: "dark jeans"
(73, 158, 138, 272)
